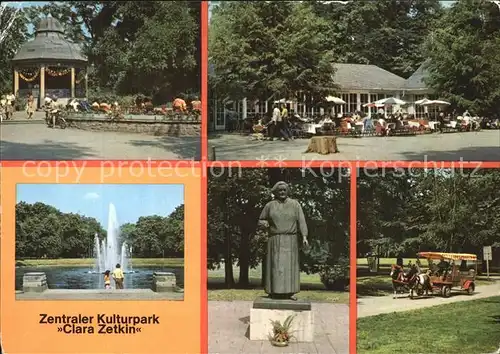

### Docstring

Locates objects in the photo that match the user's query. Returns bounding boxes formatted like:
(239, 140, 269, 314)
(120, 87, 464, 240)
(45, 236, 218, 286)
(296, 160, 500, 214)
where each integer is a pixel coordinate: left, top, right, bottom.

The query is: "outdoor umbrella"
(422, 100, 451, 119)
(421, 100, 451, 107)
(374, 97, 406, 106)
(415, 98, 431, 105)
(273, 98, 294, 104)
(363, 102, 384, 108)
(374, 97, 406, 118)
(325, 96, 346, 104)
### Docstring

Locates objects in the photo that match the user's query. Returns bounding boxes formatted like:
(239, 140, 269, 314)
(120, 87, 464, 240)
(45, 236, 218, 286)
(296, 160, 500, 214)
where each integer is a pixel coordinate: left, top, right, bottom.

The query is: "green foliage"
(357, 297, 500, 353)
(357, 168, 500, 257)
(15, 202, 184, 259)
(209, 1, 337, 101)
(16, 201, 105, 258)
(0, 6, 31, 94)
(423, 0, 500, 115)
(12, 1, 200, 103)
(270, 314, 295, 344)
(207, 168, 350, 288)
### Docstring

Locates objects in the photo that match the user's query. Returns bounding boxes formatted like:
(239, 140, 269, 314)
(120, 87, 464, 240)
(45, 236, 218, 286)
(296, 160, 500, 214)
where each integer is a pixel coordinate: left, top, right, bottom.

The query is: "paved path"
(16, 289, 184, 300)
(1, 123, 200, 160)
(209, 301, 349, 354)
(357, 282, 500, 318)
(209, 131, 500, 161)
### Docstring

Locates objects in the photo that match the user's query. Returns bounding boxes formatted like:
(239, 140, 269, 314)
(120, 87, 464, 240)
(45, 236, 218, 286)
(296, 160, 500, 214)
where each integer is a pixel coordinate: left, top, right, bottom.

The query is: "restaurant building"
(209, 62, 436, 132)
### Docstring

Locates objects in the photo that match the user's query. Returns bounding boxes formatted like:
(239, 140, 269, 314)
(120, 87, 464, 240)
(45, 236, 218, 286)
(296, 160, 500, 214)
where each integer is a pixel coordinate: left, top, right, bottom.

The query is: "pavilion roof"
(404, 62, 429, 90)
(332, 63, 407, 91)
(12, 17, 87, 65)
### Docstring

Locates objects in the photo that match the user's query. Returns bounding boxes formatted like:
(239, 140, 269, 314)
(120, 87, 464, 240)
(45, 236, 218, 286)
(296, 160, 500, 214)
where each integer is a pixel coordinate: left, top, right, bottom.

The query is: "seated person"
(436, 259, 450, 277)
(68, 99, 80, 112)
(191, 97, 202, 113)
(99, 102, 111, 112)
(173, 97, 187, 112)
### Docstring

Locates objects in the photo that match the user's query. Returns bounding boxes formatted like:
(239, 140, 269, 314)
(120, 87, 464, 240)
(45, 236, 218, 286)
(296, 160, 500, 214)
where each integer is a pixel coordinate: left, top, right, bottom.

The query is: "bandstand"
(11, 17, 88, 108)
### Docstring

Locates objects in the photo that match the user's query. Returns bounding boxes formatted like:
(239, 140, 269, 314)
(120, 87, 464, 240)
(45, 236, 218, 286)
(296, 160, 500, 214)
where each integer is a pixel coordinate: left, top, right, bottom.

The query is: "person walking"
(268, 104, 281, 141)
(281, 103, 292, 140)
(26, 92, 35, 119)
(112, 263, 125, 289)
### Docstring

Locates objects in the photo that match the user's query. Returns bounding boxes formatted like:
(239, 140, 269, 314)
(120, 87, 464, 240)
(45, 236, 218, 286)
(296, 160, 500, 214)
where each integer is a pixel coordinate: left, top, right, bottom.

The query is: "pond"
(15, 266, 184, 290)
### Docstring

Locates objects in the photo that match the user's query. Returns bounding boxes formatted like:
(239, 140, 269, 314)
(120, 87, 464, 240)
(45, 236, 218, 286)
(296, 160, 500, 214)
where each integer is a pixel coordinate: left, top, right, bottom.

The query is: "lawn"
(357, 296, 500, 354)
(16, 258, 184, 267)
(207, 265, 349, 304)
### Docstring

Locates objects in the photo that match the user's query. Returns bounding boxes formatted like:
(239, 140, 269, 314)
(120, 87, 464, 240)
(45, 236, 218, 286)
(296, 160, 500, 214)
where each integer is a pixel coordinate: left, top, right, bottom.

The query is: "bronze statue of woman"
(258, 181, 308, 300)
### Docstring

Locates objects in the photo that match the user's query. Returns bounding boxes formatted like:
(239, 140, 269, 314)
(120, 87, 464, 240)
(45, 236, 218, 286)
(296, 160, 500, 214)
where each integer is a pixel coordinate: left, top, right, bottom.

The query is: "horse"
(408, 265, 433, 298)
(390, 264, 412, 298)
(390, 264, 422, 299)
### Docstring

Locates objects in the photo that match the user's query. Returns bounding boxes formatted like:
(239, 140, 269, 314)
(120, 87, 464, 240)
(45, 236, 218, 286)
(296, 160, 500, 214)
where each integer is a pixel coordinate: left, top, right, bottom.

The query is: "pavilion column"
(356, 93, 361, 112)
(84, 69, 88, 99)
(13, 68, 19, 95)
(70, 67, 75, 98)
(242, 98, 247, 119)
(39, 66, 45, 107)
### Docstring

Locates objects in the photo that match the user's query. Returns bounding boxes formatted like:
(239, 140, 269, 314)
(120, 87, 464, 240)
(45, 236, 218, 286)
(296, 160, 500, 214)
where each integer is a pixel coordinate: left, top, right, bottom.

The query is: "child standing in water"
(104, 270, 111, 289)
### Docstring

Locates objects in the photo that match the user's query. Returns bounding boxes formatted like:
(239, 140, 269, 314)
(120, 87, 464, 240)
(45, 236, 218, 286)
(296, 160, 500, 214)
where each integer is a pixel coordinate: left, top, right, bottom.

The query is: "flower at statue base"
(269, 315, 295, 347)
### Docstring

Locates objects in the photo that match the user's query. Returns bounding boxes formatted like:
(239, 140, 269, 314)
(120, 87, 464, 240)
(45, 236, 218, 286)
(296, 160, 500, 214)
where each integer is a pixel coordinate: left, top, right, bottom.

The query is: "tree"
(22, 1, 201, 102)
(0, 4, 30, 93)
(15, 201, 185, 259)
(207, 167, 350, 290)
(357, 168, 500, 258)
(311, 0, 444, 78)
(423, 0, 500, 115)
(209, 1, 337, 102)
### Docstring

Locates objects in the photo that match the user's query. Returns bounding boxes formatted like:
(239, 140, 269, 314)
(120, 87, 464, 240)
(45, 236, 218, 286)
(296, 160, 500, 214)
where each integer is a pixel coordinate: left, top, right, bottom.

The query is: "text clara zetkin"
(39, 313, 161, 334)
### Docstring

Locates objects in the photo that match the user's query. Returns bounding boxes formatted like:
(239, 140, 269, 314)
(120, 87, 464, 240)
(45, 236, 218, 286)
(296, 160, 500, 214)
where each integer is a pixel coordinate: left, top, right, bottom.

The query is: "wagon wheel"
(416, 287, 424, 296)
(441, 286, 451, 298)
(466, 283, 475, 295)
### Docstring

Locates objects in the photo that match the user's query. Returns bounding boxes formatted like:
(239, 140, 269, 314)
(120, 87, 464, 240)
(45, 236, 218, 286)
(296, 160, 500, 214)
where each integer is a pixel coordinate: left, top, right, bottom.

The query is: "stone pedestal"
(305, 136, 338, 154)
(250, 297, 314, 342)
(23, 272, 48, 293)
(152, 272, 176, 292)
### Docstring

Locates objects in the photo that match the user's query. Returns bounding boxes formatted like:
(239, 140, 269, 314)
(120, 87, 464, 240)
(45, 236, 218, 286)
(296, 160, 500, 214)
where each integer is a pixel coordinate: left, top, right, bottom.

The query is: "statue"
(258, 181, 309, 301)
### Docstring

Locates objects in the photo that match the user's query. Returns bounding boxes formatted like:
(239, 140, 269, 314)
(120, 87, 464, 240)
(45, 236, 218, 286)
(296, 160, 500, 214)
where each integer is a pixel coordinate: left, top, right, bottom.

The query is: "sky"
(16, 184, 184, 226)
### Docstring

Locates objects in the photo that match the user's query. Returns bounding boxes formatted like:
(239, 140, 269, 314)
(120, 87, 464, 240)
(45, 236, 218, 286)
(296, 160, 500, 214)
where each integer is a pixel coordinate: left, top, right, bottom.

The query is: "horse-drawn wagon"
(417, 252, 477, 298)
(390, 252, 477, 299)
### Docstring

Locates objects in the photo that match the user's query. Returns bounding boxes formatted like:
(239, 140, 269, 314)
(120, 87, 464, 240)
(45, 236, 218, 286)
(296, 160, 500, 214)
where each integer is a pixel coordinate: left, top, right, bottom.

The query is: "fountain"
(92, 203, 133, 274)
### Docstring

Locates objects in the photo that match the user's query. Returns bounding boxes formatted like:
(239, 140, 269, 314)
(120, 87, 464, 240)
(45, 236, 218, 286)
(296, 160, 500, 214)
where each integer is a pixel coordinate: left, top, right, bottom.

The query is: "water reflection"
(15, 266, 184, 290)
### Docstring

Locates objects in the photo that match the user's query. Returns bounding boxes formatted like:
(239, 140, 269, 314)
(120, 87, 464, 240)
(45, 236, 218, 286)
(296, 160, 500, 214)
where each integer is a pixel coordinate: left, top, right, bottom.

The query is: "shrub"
(302, 239, 349, 290)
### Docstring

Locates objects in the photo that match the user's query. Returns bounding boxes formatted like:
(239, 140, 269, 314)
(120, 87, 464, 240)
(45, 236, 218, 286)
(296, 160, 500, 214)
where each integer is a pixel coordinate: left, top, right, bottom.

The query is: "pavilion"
(11, 17, 88, 108)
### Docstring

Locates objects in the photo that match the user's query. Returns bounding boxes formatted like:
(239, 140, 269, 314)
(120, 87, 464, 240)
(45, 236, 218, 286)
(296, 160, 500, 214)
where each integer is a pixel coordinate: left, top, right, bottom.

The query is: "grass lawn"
(207, 265, 349, 304)
(357, 296, 500, 354)
(16, 258, 184, 267)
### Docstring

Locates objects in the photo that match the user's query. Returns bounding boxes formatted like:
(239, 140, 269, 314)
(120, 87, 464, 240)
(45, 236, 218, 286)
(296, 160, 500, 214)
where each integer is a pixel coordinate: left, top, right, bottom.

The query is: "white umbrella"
(375, 97, 406, 106)
(415, 98, 430, 105)
(422, 100, 451, 107)
(363, 102, 385, 108)
(325, 96, 346, 104)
